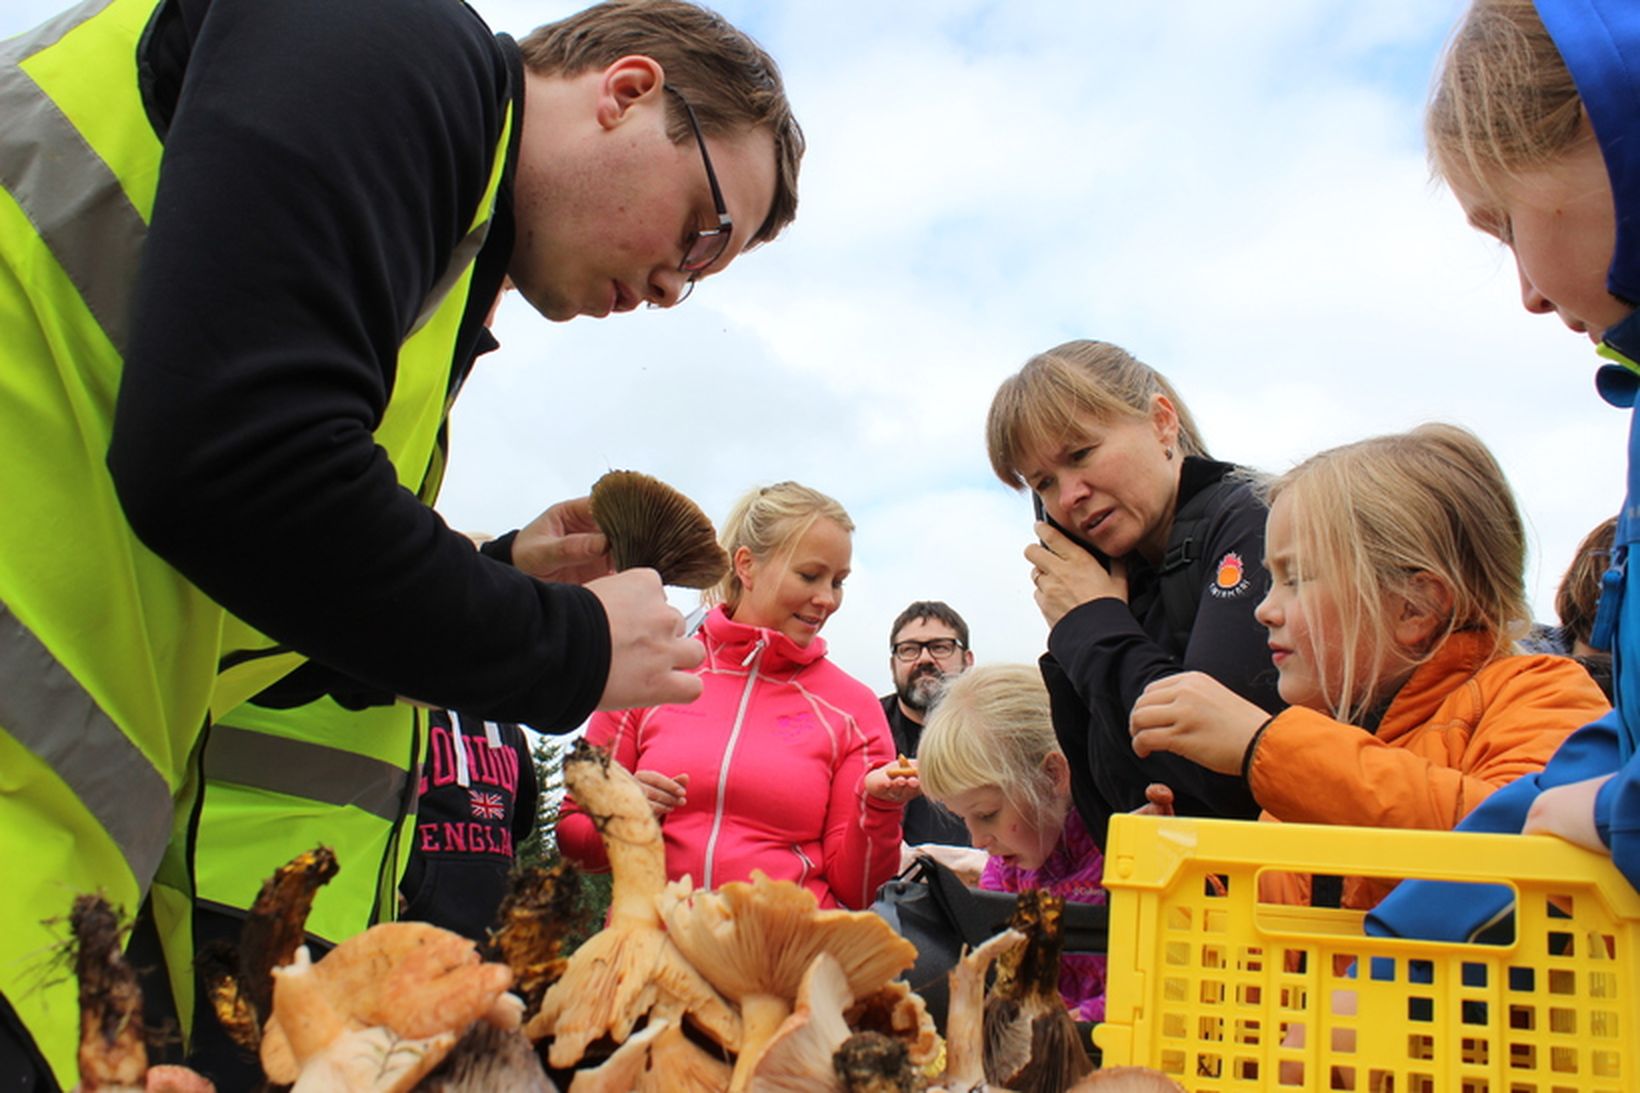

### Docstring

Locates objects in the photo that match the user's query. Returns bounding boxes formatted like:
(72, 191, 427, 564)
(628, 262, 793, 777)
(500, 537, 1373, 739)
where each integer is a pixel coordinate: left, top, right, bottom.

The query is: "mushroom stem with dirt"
(67, 894, 217, 1093)
(982, 890, 1093, 1093)
(941, 929, 1024, 1091)
(199, 845, 339, 1056)
(526, 740, 740, 1066)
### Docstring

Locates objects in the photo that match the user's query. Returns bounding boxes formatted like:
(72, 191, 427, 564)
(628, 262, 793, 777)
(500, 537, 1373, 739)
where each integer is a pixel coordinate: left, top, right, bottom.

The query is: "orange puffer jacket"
(1251, 630, 1610, 909)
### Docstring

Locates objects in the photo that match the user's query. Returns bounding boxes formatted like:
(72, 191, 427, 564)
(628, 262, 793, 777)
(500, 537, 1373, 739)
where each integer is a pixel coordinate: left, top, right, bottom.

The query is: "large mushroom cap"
(589, 470, 729, 589)
(658, 874, 918, 1090)
(658, 874, 917, 1006)
(261, 924, 514, 1084)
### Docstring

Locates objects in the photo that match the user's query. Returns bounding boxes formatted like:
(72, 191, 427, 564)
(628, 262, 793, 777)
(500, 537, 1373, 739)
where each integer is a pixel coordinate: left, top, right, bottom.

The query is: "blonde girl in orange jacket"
(1127, 424, 1611, 909)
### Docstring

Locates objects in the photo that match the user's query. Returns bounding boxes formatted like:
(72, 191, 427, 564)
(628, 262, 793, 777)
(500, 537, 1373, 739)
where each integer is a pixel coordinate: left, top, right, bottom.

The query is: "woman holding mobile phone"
(986, 340, 1280, 847)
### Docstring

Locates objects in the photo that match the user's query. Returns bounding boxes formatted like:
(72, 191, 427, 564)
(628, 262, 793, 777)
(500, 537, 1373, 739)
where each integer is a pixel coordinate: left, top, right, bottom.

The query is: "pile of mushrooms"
(527, 740, 939, 1091)
(68, 734, 1109, 1092)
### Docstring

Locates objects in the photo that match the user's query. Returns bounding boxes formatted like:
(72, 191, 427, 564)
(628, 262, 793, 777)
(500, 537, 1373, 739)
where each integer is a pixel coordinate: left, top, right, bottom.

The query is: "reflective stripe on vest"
(1, 0, 189, 911)
(0, 0, 146, 355)
(194, 699, 423, 947)
(203, 723, 410, 823)
(0, 601, 172, 885)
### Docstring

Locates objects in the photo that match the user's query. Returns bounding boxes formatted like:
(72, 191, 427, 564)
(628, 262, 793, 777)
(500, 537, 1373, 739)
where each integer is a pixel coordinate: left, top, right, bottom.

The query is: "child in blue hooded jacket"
(1370, 0, 1640, 940)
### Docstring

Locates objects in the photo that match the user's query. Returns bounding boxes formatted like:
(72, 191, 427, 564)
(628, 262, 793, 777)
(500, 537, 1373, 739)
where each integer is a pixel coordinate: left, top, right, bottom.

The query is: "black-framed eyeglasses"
(654, 85, 732, 306)
(892, 638, 965, 662)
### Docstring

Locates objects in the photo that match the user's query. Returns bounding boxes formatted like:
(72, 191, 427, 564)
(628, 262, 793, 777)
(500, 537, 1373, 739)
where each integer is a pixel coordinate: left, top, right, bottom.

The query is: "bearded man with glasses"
(881, 601, 981, 868)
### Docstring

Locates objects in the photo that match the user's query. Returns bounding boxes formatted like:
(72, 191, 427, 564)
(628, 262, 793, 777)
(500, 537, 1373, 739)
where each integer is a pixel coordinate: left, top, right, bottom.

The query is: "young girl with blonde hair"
(557, 481, 905, 910)
(918, 663, 1109, 1020)
(1129, 424, 1609, 908)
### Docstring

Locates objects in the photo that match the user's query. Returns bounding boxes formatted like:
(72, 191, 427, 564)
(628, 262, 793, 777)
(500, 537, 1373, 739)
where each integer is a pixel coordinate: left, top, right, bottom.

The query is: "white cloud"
(5, 0, 1623, 694)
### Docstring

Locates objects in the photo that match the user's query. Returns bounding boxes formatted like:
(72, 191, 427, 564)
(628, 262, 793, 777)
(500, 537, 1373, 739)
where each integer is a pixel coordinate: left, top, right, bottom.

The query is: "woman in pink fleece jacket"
(556, 482, 906, 910)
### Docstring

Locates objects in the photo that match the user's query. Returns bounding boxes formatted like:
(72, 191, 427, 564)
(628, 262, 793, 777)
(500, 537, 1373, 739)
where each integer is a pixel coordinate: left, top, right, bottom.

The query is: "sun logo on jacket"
(1210, 551, 1251, 599)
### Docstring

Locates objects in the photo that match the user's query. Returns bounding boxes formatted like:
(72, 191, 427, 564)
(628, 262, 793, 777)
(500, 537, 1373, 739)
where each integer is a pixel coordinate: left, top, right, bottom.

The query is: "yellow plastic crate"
(1092, 815, 1640, 1092)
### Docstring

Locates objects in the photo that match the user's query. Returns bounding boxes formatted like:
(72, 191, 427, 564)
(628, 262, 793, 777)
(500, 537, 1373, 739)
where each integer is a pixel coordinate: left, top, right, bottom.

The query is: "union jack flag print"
(468, 790, 505, 821)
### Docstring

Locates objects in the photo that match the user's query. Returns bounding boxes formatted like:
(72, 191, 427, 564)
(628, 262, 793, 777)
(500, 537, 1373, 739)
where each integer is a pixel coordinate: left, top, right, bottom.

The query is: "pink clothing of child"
(556, 605, 902, 910)
(979, 807, 1108, 1022)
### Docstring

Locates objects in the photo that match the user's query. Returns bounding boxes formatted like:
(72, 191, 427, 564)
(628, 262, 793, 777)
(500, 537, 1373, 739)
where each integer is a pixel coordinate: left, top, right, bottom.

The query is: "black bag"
(869, 854, 1109, 1031)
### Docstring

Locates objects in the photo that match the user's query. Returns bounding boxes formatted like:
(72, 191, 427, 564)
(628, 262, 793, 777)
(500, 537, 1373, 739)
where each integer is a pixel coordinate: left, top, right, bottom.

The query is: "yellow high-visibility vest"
(0, 0, 511, 1081)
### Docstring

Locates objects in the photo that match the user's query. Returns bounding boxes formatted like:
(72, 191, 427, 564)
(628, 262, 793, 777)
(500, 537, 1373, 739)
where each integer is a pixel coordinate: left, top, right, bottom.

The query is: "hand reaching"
(1130, 671, 1271, 775)
(1523, 774, 1612, 854)
(634, 770, 689, 818)
(908, 842, 988, 885)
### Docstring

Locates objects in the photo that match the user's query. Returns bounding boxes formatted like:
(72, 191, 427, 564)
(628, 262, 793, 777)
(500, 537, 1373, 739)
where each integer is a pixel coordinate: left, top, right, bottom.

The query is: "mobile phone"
(1032, 491, 1110, 570)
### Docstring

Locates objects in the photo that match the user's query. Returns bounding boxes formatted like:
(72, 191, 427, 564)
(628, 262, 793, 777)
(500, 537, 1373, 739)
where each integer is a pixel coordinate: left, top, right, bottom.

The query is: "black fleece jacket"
(106, 0, 607, 729)
(1041, 458, 1281, 845)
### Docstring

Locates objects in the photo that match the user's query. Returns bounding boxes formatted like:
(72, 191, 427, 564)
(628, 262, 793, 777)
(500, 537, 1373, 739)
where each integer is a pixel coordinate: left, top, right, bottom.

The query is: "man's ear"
(594, 54, 665, 130)
(732, 545, 758, 591)
(961, 649, 975, 671)
(1393, 572, 1452, 652)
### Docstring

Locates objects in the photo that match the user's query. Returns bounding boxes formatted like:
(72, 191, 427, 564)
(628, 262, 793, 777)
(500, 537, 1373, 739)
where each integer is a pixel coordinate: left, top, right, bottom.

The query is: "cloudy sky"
(6, 0, 1627, 698)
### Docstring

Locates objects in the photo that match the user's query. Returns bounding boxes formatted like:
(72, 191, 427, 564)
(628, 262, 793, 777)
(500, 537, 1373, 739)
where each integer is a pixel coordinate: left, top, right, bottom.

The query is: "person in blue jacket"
(1369, 0, 1640, 941)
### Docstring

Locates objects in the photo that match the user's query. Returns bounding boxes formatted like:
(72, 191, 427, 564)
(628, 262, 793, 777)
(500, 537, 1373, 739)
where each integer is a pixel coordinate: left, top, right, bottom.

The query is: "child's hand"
(865, 761, 921, 803)
(634, 769, 689, 818)
(1130, 672, 1271, 775)
(1523, 774, 1613, 853)
(1026, 523, 1128, 627)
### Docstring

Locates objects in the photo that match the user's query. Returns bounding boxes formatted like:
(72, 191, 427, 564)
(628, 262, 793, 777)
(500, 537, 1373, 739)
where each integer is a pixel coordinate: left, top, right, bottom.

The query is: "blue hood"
(1538, 0, 1640, 309)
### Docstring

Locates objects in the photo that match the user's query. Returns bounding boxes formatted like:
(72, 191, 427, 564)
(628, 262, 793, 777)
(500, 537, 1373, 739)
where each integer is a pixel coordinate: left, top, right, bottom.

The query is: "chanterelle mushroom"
(260, 924, 516, 1085)
(526, 741, 740, 1066)
(565, 1017, 670, 1093)
(658, 872, 917, 1092)
(637, 1018, 734, 1092)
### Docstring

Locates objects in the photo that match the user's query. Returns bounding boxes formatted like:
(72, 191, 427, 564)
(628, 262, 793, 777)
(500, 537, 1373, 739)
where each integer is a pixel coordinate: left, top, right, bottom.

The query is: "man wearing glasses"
(884, 601, 979, 861)
(0, 0, 801, 1086)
